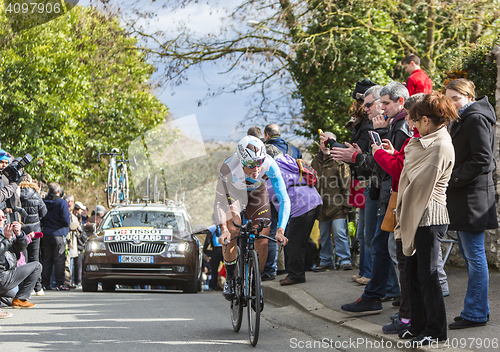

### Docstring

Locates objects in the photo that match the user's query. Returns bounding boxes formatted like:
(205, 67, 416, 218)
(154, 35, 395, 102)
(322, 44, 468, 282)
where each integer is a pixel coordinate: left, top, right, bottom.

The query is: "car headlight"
(168, 242, 192, 253)
(88, 241, 106, 252)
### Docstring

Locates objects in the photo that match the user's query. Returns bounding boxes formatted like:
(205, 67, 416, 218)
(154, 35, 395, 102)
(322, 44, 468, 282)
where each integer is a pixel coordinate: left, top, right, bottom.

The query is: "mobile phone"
(369, 131, 382, 146)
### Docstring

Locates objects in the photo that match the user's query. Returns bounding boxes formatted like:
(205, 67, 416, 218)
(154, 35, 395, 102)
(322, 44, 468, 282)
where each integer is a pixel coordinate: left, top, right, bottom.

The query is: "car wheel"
(82, 279, 98, 292)
(102, 282, 116, 292)
(183, 267, 199, 294)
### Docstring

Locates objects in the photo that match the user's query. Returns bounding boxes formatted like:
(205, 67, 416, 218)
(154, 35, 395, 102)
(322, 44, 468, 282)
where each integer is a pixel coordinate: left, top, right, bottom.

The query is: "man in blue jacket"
(41, 182, 71, 291)
(264, 124, 302, 159)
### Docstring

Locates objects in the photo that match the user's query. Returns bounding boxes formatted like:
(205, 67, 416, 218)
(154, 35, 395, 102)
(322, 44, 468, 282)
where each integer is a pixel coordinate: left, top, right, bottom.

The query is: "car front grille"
(108, 242, 166, 254)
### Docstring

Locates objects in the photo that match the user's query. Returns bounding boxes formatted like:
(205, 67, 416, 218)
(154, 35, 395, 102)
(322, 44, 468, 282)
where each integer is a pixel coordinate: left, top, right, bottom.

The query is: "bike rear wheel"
(247, 249, 261, 346)
(230, 247, 243, 332)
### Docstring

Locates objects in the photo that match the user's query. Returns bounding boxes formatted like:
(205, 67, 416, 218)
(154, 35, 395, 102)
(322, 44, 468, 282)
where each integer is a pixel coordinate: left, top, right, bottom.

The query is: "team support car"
(82, 202, 203, 293)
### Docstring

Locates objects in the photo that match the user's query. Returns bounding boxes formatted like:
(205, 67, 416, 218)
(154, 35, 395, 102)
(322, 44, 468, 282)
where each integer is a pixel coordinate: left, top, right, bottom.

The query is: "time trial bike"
(227, 217, 276, 347)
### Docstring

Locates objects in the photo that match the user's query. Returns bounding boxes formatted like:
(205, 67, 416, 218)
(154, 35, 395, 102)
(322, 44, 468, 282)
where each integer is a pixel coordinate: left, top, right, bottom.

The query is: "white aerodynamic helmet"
(237, 135, 267, 168)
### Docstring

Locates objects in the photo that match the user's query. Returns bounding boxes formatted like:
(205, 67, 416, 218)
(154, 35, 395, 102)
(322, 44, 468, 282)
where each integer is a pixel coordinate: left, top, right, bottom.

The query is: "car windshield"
(101, 210, 186, 231)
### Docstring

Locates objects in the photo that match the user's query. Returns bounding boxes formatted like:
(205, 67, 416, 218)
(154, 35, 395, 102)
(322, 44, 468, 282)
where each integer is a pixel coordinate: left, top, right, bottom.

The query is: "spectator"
(395, 92, 456, 344)
(0, 153, 23, 223)
(349, 83, 383, 286)
(247, 126, 263, 140)
(263, 124, 302, 159)
(265, 145, 322, 285)
(19, 173, 47, 296)
(334, 81, 411, 314)
(72, 201, 87, 289)
(83, 205, 106, 233)
(206, 224, 223, 291)
(0, 209, 42, 313)
(41, 182, 71, 291)
(311, 132, 352, 271)
(401, 53, 433, 96)
(63, 194, 80, 288)
(445, 79, 498, 329)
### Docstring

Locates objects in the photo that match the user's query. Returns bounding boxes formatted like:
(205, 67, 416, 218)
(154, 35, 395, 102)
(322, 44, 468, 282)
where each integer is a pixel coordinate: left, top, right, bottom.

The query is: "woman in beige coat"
(395, 92, 456, 345)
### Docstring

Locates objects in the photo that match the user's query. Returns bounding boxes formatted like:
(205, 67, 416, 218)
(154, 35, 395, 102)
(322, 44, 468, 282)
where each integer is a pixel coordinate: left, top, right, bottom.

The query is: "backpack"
(296, 159, 317, 187)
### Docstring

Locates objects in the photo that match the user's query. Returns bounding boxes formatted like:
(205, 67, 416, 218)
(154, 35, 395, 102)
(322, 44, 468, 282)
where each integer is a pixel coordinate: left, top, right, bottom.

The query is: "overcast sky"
(78, 0, 259, 142)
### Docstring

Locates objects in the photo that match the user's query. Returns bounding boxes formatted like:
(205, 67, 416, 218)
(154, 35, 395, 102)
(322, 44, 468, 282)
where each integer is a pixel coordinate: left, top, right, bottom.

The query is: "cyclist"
(215, 135, 290, 301)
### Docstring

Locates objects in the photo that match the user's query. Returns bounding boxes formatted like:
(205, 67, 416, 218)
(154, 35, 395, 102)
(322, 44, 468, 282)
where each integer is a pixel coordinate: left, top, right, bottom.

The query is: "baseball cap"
(74, 201, 86, 210)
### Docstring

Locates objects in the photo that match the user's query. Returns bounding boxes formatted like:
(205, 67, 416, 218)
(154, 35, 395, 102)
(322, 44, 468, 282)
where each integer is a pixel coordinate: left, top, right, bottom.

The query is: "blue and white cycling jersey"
(219, 153, 291, 230)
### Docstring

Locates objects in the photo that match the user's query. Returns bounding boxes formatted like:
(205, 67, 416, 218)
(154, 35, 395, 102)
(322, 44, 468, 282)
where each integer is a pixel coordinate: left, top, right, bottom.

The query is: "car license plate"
(118, 255, 154, 264)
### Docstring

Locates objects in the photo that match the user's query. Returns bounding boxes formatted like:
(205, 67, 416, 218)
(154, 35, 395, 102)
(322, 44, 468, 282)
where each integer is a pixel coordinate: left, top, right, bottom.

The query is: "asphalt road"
(1, 288, 403, 351)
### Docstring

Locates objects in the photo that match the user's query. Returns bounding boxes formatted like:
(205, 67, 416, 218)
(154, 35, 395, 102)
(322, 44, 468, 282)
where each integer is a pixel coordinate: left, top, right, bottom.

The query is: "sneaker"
(355, 276, 371, 285)
(351, 273, 362, 282)
(313, 264, 335, 272)
(340, 263, 353, 271)
(398, 328, 417, 340)
(390, 312, 399, 322)
(0, 308, 13, 319)
(442, 290, 450, 297)
(222, 278, 235, 301)
(449, 316, 487, 330)
(54, 285, 70, 291)
(35, 289, 45, 296)
(0, 296, 12, 307)
(261, 273, 275, 281)
(75, 283, 82, 289)
(383, 317, 410, 334)
(12, 298, 35, 308)
(410, 334, 442, 346)
(341, 297, 382, 315)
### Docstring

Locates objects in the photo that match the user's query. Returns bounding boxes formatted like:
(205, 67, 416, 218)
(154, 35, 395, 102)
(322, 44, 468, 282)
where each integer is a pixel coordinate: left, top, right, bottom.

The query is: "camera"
(2, 153, 33, 183)
(324, 138, 336, 149)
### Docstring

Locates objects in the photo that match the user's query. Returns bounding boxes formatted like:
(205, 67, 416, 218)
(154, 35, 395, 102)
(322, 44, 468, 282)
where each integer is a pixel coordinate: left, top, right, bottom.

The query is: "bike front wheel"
(230, 247, 243, 332)
(247, 249, 261, 346)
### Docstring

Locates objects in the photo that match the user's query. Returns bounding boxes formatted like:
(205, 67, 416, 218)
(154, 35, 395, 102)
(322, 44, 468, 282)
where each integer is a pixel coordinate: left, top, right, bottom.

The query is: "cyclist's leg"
(246, 184, 271, 272)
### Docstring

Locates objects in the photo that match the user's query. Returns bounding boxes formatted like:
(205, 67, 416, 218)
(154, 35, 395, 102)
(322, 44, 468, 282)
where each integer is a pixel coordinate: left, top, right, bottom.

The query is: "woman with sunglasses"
(214, 135, 290, 303)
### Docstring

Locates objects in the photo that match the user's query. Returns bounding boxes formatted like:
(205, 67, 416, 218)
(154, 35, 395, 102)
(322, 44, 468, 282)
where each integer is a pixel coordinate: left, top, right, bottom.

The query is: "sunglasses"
(0, 151, 11, 158)
(242, 158, 265, 169)
(364, 98, 380, 109)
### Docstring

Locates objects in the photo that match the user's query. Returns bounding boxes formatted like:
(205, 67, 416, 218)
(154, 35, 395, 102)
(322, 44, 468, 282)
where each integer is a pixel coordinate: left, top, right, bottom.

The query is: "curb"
(262, 281, 471, 352)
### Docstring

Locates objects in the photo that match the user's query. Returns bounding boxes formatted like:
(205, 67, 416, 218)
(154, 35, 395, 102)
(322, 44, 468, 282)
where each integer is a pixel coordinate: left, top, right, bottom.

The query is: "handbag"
(381, 191, 398, 233)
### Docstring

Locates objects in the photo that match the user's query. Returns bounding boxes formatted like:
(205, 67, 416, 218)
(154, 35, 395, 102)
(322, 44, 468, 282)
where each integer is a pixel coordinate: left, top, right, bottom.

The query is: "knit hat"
(352, 79, 377, 100)
(0, 149, 11, 163)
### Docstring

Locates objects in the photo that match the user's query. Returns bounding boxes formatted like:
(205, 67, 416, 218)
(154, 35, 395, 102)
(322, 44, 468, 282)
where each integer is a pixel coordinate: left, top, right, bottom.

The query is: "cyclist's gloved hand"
(275, 227, 288, 246)
(219, 228, 232, 245)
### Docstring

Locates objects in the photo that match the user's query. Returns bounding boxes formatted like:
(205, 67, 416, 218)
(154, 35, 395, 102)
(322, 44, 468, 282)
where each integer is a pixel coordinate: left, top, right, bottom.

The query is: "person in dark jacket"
(264, 124, 302, 159)
(0, 209, 42, 312)
(19, 173, 47, 295)
(445, 79, 498, 330)
(41, 182, 71, 291)
(333, 82, 411, 315)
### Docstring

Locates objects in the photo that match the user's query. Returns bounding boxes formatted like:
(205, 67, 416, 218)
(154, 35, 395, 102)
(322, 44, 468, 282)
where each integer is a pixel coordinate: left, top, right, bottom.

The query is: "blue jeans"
(362, 215, 398, 300)
(386, 233, 401, 298)
(457, 231, 490, 322)
(363, 187, 378, 278)
(318, 218, 351, 267)
(357, 207, 368, 277)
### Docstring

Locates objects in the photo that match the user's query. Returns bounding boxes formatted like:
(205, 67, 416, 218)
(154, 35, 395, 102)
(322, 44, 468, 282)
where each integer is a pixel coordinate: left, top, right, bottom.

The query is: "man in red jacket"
(402, 54, 432, 96)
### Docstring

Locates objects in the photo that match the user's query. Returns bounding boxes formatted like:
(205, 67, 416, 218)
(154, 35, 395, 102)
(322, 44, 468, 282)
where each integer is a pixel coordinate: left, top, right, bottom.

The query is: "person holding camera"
(0, 208, 43, 315)
(311, 132, 352, 272)
(19, 173, 47, 296)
